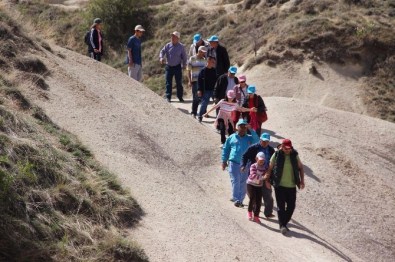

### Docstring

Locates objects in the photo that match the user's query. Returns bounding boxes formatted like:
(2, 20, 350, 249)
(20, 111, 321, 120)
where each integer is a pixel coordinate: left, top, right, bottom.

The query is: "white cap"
(172, 31, 181, 38)
(135, 25, 145, 31)
(198, 46, 207, 52)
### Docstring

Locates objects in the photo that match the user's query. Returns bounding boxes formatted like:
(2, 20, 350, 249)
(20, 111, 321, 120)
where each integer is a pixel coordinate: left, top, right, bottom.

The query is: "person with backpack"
(246, 152, 269, 223)
(241, 132, 276, 218)
(222, 119, 259, 208)
(87, 18, 104, 61)
(126, 25, 145, 82)
(263, 139, 305, 235)
(242, 86, 267, 136)
(231, 74, 248, 124)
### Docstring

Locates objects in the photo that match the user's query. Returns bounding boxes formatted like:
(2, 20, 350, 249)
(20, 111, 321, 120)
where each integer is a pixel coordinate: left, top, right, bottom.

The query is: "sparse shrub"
(14, 56, 48, 74)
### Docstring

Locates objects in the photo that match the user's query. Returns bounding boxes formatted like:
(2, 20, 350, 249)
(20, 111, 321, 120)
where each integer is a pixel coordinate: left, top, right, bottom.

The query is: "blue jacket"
(222, 130, 259, 164)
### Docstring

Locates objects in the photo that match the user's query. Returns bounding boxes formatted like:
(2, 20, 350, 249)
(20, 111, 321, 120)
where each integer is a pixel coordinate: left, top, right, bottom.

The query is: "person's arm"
(263, 161, 274, 181)
(203, 100, 222, 117)
(241, 146, 252, 171)
(90, 29, 98, 51)
(181, 44, 187, 68)
(127, 38, 134, 66)
(257, 95, 266, 113)
(221, 136, 231, 170)
(187, 58, 192, 87)
(213, 77, 222, 103)
(222, 46, 230, 72)
(298, 158, 305, 189)
(159, 44, 166, 64)
(238, 106, 256, 113)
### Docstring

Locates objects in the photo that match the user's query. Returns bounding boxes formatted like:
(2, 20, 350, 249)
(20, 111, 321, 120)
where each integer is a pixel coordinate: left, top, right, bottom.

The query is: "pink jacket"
(247, 163, 267, 187)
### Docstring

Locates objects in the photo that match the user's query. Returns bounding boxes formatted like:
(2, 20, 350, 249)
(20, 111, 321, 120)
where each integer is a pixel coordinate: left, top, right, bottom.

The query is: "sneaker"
(253, 216, 261, 223)
(166, 98, 171, 103)
(284, 225, 290, 232)
(178, 97, 184, 102)
(198, 117, 202, 123)
(247, 212, 253, 221)
(280, 226, 287, 235)
(190, 113, 196, 118)
(234, 201, 243, 207)
(265, 213, 275, 219)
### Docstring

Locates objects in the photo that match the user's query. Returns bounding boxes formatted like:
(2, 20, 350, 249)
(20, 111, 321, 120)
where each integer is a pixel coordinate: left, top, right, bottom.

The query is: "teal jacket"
(222, 130, 259, 164)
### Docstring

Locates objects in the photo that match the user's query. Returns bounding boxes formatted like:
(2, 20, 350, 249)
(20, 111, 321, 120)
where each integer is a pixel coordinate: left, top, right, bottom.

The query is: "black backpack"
(84, 30, 90, 45)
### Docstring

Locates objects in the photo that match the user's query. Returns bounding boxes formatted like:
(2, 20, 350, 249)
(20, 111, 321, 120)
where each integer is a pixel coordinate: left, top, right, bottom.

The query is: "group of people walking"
(86, 20, 306, 235)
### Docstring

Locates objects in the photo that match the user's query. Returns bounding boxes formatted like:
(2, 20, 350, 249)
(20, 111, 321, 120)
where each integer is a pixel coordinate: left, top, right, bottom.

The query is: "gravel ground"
(19, 45, 395, 262)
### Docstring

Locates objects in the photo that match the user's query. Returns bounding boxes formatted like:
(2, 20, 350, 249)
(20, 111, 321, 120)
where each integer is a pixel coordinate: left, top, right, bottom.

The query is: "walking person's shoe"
(253, 216, 261, 224)
(178, 97, 184, 102)
(280, 226, 287, 235)
(247, 212, 253, 221)
(198, 116, 202, 123)
(166, 97, 171, 103)
(234, 201, 243, 207)
(190, 112, 196, 118)
(284, 225, 290, 232)
(265, 213, 275, 219)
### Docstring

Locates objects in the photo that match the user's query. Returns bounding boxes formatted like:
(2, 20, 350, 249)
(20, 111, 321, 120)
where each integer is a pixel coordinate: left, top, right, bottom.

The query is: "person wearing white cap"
(126, 25, 145, 81)
(159, 31, 188, 102)
(206, 35, 230, 76)
(188, 33, 209, 58)
(187, 46, 207, 118)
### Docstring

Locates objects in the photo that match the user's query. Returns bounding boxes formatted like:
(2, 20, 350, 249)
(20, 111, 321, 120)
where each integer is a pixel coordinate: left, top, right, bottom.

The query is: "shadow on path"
(304, 164, 320, 183)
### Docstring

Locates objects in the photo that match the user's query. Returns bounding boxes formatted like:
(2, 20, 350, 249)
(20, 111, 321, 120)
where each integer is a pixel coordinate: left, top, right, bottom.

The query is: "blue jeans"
(228, 161, 248, 203)
(165, 64, 183, 100)
(198, 90, 213, 117)
(191, 81, 200, 115)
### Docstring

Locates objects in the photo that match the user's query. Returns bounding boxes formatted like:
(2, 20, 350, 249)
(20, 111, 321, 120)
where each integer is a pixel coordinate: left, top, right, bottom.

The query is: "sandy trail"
(19, 45, 395, 261)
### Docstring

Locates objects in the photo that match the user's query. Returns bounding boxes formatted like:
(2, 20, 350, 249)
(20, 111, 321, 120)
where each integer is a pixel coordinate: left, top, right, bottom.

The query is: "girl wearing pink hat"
(204, 90, 256, 146)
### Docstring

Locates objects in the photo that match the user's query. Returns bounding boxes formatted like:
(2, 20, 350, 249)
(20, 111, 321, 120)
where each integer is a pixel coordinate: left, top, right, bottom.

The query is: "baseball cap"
(247, 85, 256, 94)
(236, 119, 248, 126)
(256, 152, 266, 161)
(135, 25, 145, 31)
(93, 18, 102, 24)
(207, 35, 219, 42)
(227, 90, 236, 99)
(260, 133, 270, 142)
(228, 66, 237, 74)
(282, 139, 293, 149)
(193, 33, 201, 43)
(172, 31, 181, 38)
(238, 75, 246, 82)
(198, 46, 207, 53)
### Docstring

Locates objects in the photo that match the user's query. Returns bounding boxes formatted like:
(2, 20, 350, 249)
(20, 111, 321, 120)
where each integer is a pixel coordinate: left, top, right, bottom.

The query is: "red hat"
(282, 139, 292, 149)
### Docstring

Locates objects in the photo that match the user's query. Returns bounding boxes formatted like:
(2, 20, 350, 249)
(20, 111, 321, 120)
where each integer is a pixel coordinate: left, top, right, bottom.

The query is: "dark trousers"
(274, 186, 296, 228)
(191, 81, 200, 115)
(247, 184, 263, 217)
(165, 64, 183, 100)
(262, 185, 274, 216)
(90, 52, 102, 61)
(218, 119, 234, 144)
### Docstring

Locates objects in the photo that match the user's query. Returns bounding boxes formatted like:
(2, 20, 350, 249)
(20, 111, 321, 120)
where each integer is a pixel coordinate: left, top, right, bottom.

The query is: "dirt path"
(19, 45, 395, 261)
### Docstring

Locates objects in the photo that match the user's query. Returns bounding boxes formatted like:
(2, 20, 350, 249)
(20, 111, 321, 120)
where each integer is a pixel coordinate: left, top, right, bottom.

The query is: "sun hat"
(198, 46, 207, 53)
(207, 35, 219, 42)
(93, 18, 102, 24)
(238, 75, 246, 82)
(260, 133, 270, 142)
(247, 85, 256, 94)
(256, 152, 266, 160)
(227, 90, 236, 99)
(228, 66, 237, 74)
(135, 25, 145, 31)
(172, 31, 181, 38)
(236, 119, 248, 126)
(193, 33, 202, 43)
(282, 139, 293, 149)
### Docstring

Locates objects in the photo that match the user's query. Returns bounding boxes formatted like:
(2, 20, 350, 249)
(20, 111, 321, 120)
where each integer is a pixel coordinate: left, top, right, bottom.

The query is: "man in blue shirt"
(159, 31, 187, 103)
(222, 119, 259, 207)
(127, 25, 145, 82)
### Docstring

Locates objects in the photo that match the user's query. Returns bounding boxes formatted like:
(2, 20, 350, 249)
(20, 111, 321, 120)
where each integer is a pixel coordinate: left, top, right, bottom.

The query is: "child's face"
(257, 159, 265, 166)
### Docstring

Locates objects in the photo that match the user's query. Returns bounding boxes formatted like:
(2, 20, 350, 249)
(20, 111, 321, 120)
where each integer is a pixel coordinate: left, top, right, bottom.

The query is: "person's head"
(238, 75, 247, 88)
(247, 85, 256, 98)
(281, 139, 293, 155)
(207, 35, 219, 48)
(207, 56, 216, 68)
(227, 90, 236, 102)
(171, 31, 180, 44)
(92, 18, 102, 29)
(256, 152, 266, 166)
(259, 133, 270, 148)
(236, 119, 248, 136)
(193, 33, 203, 45)
(134, 25, 145, 38)
(197, 46, 207, 58)
(228, 66, 237, 78)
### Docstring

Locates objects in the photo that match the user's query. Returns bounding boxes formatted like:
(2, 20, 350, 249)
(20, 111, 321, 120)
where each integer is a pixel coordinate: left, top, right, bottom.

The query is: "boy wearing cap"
(187, 46, 207, 118)
(188, 33, 209, 58)
(127, 25, 145, 81)
(222, 119, 259, 207)
(159, 31, 187, 102)
(88, 18, 104, 61)
(242, 85, 267, 136)
(241, 132, 276, 218)
(264, 139, 305, 235)
(206, 35, 230, 76)
(213, 66, 239, 104)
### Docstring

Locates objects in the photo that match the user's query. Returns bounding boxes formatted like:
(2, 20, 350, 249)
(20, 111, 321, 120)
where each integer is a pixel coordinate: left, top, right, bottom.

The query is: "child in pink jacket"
(247, 152, 269, 223)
